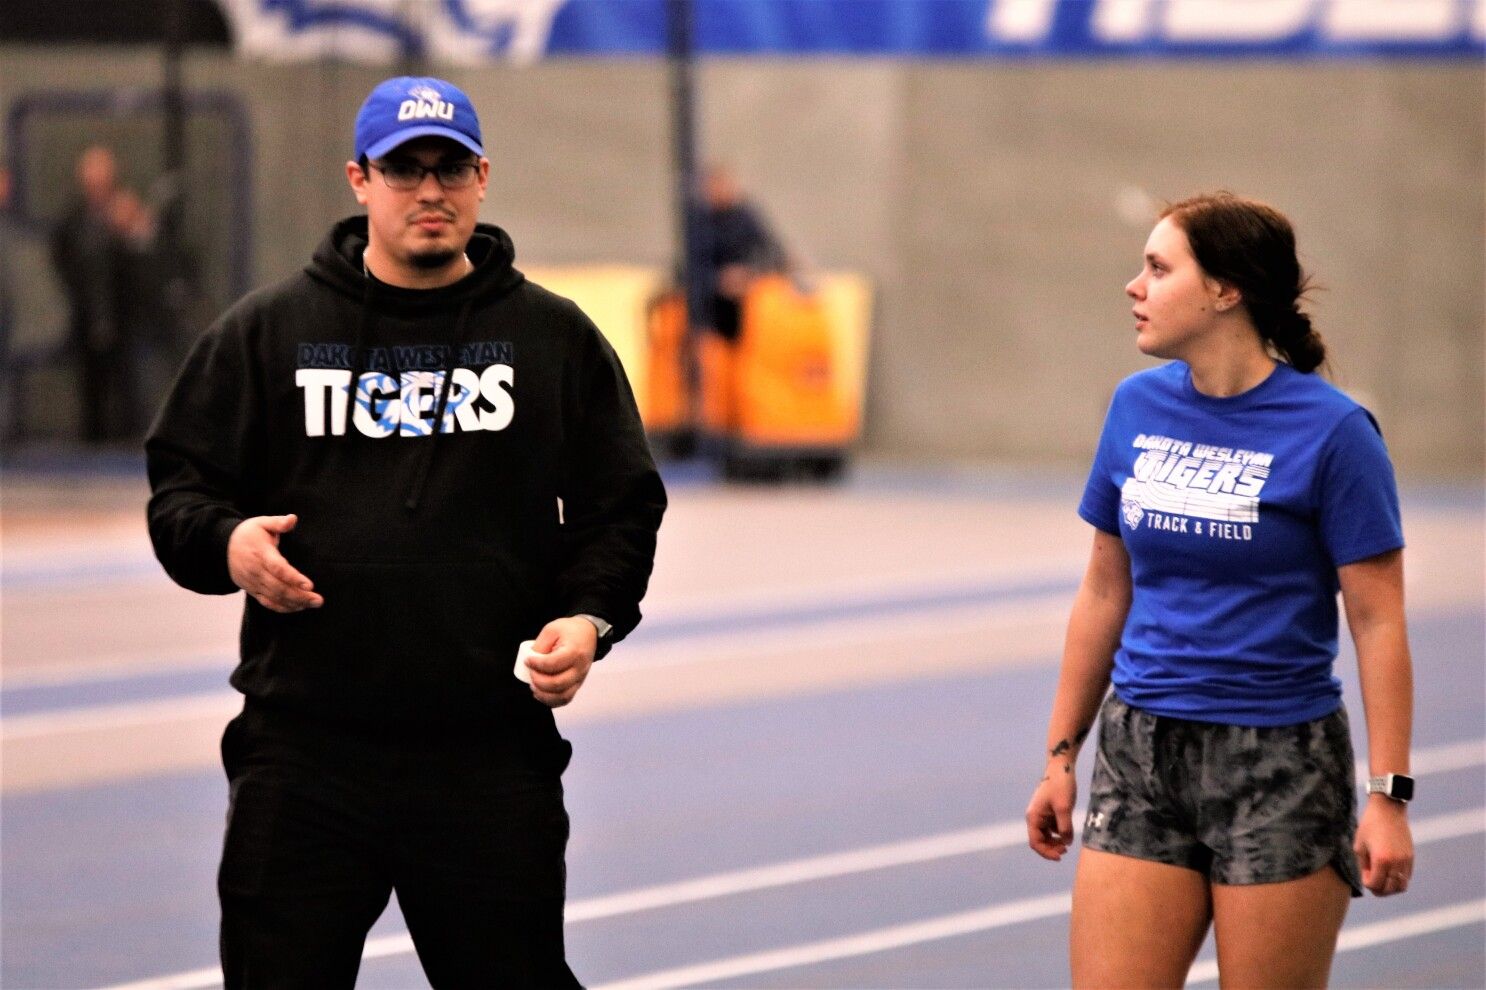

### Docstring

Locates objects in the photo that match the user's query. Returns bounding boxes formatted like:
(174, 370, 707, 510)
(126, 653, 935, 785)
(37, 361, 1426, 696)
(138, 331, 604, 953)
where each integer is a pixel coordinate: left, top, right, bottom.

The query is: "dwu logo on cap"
(399, 85, 455, 122)
(355, 76, 484, 162)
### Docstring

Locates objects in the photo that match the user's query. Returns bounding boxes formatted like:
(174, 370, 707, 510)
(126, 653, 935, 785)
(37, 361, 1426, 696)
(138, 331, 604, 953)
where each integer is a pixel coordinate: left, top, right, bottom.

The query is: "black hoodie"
(147, 217, 666, 735)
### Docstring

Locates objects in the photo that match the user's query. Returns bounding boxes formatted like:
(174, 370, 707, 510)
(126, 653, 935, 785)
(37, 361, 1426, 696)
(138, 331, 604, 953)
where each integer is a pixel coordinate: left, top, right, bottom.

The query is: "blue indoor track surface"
(2, 471, 1481, 989)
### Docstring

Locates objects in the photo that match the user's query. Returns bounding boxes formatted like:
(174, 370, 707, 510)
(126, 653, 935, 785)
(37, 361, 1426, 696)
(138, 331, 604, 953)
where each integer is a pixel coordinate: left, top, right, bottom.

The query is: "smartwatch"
(1366, 773, 1415, 803)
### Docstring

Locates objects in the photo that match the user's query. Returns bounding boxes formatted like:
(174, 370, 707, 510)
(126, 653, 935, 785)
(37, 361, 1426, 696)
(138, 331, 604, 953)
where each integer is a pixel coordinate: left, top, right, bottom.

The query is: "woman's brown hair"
(1161, 192, 1326, 373)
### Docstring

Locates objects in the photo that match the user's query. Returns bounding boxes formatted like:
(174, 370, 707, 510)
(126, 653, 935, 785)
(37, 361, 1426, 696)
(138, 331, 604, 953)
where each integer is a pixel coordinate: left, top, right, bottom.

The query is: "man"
(146, 76, 666, 987)
(51, 144, 135, 441)
(695, 162, 790, 342)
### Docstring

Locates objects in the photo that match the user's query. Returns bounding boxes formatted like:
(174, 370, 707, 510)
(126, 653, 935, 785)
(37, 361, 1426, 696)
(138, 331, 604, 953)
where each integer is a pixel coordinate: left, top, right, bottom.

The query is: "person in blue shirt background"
(1025, 192, 1416, 988)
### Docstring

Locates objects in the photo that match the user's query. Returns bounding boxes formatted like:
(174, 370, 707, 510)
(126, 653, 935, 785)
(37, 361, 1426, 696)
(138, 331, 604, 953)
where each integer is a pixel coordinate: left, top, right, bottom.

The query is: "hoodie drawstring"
(405, 296, 476, 513)
(342, 276, 378, 441)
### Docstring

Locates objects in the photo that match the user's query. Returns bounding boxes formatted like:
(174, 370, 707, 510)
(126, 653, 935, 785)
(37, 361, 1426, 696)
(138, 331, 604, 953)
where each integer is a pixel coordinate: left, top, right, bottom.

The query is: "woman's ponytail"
(1268, 308, 1326, 373)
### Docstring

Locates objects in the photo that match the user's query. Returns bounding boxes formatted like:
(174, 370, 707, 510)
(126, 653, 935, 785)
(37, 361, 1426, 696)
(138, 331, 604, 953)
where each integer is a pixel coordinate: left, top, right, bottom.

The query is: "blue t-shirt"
(1079, 361, 1404, 727)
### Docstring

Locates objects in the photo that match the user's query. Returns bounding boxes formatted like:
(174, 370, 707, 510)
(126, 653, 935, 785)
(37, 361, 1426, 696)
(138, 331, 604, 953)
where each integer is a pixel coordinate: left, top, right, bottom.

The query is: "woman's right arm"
(1026, 527, 1132, 861)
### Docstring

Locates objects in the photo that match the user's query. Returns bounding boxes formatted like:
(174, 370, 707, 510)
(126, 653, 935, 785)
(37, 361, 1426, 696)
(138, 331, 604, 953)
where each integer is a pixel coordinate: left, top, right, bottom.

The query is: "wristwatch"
(574, 613, 613, 642)
(1366, 773, 1415, 803)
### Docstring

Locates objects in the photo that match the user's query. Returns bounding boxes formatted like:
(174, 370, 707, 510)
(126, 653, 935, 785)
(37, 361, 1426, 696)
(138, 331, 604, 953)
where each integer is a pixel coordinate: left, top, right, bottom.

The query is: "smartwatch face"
(1390, 775, 1415, 802)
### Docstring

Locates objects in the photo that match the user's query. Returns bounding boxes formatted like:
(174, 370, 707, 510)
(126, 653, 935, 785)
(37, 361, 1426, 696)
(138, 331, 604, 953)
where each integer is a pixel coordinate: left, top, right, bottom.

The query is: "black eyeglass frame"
(364, 159, 481, 191)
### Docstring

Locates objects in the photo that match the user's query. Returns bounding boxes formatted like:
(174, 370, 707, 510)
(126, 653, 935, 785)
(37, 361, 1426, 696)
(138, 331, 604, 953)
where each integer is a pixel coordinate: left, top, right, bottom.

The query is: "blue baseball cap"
(354, 76, 484, 162)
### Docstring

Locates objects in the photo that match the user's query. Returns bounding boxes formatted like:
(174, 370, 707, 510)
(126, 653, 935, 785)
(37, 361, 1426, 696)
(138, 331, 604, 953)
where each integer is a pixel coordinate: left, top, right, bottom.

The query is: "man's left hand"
(525, 617, 598, 708)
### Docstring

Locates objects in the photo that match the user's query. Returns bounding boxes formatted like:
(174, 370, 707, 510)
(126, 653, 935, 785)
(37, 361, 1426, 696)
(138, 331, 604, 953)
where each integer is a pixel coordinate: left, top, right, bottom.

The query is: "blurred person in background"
(0, 166, 19, 438)
(1025, 192, 1415, 987)
(696, 162, 791, 342)
(0, 166, 13, 322)
(108, 185, 185, 398)
(146, 76, 665, 987)
(108, 186, 162, 301)
(50, 144, 140, 442)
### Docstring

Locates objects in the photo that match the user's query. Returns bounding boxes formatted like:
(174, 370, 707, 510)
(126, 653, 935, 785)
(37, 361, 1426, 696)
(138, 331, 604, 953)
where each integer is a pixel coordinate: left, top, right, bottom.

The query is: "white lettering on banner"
(986, 0, 1059, 42)
(1163, 0, 1313, 42)
(1324, 0, 1461, 42)
(985, 0, 1482, 46)
(434, 0, 569, 64)
(221, 0, 568, 65)
(295, 366, 515, 437)
(1093, 0, 1155, 42)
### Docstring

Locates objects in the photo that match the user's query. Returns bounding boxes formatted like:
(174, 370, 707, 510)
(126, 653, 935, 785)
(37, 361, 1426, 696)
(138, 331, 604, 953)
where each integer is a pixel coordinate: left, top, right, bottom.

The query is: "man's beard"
(409, 247, 460, 271)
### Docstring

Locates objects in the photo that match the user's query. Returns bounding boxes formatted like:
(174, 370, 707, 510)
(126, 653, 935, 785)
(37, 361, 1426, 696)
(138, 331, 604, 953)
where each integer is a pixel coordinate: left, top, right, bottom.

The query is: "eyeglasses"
(367, 160, 479, 191)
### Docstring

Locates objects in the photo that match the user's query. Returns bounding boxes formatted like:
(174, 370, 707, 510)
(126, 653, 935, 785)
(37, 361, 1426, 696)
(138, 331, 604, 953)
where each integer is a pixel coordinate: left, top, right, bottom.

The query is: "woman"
(1026, 192, 1415, 988)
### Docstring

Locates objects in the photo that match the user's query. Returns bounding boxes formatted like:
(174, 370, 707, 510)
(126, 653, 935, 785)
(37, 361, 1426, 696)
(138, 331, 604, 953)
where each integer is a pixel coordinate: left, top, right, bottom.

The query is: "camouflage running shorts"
(1082, 693, 1363, 896)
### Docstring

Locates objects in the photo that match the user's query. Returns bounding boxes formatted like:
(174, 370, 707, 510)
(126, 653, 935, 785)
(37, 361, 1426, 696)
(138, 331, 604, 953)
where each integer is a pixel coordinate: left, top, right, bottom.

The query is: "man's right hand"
(227, 514, 323, 613)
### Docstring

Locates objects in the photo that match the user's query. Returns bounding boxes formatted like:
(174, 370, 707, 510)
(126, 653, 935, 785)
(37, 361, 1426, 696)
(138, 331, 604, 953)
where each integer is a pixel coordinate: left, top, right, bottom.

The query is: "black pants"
(79, 342, 140, 442)
(711, 293, 742, 342)
(218, 703, 581, 989)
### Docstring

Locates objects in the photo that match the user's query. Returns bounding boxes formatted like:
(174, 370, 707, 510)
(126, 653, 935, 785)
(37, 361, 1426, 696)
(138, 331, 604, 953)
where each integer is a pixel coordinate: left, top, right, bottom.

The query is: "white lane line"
(1374, 738, 1486, 781)
(593, 893, 1074, 990)
(17, 656, 1475, 757)
(595, 894, 1486, 990)
(590, 806, 1486, 990)
(351, 822, 1040, 964)
(1412, 808, 1486, 845)
(574, 822, 1029, 922)
(615, 598, 1068, 673)
(97, 798, 1485, 990)
(3, 594, 1067, 693)
(2, 692, 241, 740)
(97, 820, 1040, 989)
(2, 652, 234, 689)
(99, 966, 223, 990)
(1187, 899, 1486, 985)
(3, 607, 1065, 740)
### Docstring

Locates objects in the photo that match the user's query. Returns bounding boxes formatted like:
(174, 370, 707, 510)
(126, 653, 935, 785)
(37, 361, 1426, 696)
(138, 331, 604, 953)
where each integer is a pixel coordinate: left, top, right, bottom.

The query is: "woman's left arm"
(1339, 548, 1414, 897)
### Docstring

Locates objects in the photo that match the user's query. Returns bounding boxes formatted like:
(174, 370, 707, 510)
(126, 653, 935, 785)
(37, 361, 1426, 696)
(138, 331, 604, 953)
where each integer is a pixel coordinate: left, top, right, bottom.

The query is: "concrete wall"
(884, 62, 1485, 477)
(3, 47, 1480, 477)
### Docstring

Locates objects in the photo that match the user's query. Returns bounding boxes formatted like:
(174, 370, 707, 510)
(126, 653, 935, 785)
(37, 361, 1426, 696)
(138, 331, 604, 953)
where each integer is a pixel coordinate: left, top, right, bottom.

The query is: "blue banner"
(218, 1, 1486, 62)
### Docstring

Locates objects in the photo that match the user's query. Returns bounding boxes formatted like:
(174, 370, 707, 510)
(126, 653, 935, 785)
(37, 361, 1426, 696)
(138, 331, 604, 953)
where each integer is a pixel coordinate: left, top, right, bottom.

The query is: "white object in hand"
(515, 640, 545, 685)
